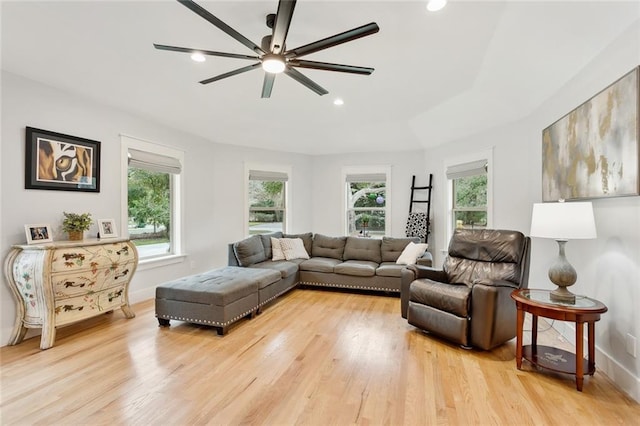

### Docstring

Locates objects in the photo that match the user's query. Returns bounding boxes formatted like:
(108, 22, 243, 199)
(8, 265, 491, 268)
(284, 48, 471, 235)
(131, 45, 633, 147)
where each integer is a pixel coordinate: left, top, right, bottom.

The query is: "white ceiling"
(2, 1, 639, 155)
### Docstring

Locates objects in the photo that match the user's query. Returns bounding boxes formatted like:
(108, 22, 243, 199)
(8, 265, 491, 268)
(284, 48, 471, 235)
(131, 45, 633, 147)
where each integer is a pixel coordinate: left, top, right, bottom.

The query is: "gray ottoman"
(155, 266, 280, 335)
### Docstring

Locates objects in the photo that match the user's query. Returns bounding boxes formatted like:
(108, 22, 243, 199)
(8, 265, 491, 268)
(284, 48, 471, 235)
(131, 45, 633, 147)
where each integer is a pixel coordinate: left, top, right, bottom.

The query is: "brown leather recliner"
(400, 229, 530, 350)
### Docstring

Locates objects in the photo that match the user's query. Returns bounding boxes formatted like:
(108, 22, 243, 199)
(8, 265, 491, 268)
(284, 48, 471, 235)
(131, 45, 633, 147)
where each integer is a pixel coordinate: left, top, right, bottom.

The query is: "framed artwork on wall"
(24, 224, 53, 244)
(25, 127, 101, 192)
(97, 219, 118, 238)
(542, 66, 639, 201)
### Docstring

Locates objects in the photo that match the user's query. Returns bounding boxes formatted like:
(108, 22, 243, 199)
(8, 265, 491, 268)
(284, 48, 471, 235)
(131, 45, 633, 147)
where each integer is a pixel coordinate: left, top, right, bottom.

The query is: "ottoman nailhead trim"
(258, 285, 296, 307)
(155, 306, 257, 327)
(299, 280, 399, 293)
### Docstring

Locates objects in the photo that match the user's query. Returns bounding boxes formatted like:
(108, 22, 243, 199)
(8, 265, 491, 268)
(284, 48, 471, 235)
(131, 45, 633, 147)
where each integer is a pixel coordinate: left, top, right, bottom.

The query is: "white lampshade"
(530, 201, 597, 240)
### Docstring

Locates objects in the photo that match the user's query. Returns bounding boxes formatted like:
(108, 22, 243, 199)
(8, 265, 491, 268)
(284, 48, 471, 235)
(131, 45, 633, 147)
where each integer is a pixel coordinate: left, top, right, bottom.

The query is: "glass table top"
(519, 289, 598, 309)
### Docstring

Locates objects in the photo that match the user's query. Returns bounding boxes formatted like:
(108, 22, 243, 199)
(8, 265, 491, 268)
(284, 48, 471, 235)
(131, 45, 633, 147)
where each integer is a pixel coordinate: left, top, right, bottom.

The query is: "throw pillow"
(280, 238, 310, 260)
(271, 237, 285, 261)
(396, 242, 429, 265)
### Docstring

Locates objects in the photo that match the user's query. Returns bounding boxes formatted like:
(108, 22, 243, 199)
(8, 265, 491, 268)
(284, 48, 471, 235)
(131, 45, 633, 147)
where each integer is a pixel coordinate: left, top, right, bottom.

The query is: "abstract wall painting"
(542, 66, 639, 201)
(25, 127, 101, 192)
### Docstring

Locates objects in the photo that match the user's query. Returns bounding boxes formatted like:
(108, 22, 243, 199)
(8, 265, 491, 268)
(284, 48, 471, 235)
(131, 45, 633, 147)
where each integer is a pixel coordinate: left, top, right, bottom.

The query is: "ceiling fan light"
(190, 52, 206, 62)
(426, 0, 447, 12)
(262, 54, 286, 74)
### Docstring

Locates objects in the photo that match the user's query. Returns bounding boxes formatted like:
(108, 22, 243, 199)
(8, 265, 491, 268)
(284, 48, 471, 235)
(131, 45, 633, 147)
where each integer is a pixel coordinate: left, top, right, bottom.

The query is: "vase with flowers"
(62, 212, 93, 241)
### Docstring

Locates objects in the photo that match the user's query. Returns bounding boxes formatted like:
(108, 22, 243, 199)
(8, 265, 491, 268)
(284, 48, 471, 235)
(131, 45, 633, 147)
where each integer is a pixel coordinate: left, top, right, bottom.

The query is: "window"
(121, 136, 183, 261)
(248, 169, 287, 235)
(447, 159, 488, 233)
(344, 168, 390, 237)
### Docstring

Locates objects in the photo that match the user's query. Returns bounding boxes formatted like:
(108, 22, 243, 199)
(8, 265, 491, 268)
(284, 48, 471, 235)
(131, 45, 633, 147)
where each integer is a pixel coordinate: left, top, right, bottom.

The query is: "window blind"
(446, 160, 487, 180)
(345, 173, 387, 183)
(249, 170, 288, 182)
(128, 148, 182, 174)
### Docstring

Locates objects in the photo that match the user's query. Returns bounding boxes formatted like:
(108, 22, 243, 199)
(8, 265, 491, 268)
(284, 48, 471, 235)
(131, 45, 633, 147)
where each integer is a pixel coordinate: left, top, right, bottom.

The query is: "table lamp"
(530, 200, 597, 303)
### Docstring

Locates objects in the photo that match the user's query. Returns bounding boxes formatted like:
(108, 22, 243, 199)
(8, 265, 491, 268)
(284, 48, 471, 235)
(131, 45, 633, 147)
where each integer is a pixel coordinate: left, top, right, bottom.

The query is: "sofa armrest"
(416, 251, 433, 267)
(400, 265, 447, 318)
(470, 283, 518, 350)
(407, 265, 447, 281)
(228, 243, 240, 266)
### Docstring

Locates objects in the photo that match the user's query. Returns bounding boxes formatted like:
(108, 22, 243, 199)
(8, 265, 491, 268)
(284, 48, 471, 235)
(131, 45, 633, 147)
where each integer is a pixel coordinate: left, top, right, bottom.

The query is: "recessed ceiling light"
(426, 0, 447, 12)
(190, 52, 206, 62)
(333, 98, 344, 106)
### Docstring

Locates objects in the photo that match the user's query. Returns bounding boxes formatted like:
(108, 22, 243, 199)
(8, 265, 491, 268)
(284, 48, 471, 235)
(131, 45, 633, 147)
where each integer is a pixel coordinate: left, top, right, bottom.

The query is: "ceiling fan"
(154, 0, 380, 98)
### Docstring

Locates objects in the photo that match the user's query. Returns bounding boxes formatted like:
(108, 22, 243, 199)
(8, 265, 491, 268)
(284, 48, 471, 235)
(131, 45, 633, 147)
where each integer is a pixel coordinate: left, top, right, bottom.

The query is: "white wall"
(310, 150, 428, 238)
(0, 71, 313, 345)
(424, 22, 640, 401)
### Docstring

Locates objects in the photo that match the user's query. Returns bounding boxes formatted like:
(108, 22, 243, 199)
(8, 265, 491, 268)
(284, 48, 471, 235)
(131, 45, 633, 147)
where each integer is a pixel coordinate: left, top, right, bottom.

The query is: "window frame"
(244, 163, 291, 237)
(342, 165, 392, 237)
(443, 149, 493, 252)
(120, 135, 185, 268)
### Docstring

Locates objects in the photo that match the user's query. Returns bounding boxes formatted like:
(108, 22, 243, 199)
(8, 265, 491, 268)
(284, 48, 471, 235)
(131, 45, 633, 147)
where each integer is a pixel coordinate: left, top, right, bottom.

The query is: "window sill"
(137, 253, 186, 271)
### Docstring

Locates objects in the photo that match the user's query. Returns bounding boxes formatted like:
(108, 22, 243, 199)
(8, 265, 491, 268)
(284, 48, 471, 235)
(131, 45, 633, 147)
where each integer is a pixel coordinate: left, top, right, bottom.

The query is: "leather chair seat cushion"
(311, 234, 347, 260)
(299, 257, 342, 273)
(343, 237, 382, 263)
(334, 260, 378, 277)
(249, 261, 299, 280)
(156, 266, 279, 305)
(376, 262, 406, 278)
(381, 237, 420, 262)
(409, 279, 471, 318)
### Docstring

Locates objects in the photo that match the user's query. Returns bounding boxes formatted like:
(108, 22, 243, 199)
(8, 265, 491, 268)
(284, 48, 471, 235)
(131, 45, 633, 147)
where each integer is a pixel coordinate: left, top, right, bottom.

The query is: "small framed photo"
(25, 126, 101, 192)
(25, 224, 53, 244)
(97, 219, 118, 238)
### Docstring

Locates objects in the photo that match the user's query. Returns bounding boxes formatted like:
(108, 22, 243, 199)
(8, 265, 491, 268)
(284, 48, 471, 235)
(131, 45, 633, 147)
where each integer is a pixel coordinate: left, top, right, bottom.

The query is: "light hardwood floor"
(1, 288, 638, 425)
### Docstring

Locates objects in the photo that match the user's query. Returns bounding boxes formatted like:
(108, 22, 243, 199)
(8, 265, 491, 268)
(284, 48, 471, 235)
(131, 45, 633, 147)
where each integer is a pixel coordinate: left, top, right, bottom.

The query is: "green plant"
(361, 214, 370, 225)
(62, 212, 93, 232)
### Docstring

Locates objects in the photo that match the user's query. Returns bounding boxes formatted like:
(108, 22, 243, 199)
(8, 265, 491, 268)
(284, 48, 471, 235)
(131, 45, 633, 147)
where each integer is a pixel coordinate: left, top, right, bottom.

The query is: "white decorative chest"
(4, 238, 138, 349)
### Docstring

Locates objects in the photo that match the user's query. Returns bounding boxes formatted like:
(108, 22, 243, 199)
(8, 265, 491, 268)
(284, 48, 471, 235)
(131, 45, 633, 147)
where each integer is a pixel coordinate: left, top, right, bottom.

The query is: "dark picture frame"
(25, 127, 101, 192)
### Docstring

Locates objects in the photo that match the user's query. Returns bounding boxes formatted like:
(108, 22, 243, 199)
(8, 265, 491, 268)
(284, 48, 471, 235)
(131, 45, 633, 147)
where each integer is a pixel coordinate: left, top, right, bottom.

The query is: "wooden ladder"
(408, 173, 433, 242)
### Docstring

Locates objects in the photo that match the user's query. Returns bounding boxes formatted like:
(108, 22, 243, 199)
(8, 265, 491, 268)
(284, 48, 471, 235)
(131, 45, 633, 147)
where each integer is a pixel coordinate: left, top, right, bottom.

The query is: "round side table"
(511, 289, 608, 391)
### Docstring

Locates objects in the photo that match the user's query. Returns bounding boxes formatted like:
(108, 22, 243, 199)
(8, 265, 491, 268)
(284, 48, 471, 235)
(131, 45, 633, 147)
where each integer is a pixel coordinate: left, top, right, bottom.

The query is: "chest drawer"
(50, 242, 135, 272)
(54, 285, 127, 326)
(51, 260, 136, 298)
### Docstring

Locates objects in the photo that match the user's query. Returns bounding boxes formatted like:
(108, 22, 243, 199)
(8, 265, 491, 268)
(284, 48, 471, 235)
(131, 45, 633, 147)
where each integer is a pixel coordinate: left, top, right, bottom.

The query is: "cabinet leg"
(121, 304, 136, 319)
(40, 323, 56, 350)
(8, 322, 28, 346)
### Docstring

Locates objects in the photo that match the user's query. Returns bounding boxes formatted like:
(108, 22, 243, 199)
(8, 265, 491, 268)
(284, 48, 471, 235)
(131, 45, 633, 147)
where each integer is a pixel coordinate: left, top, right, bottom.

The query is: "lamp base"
(550, 286, 576, 304)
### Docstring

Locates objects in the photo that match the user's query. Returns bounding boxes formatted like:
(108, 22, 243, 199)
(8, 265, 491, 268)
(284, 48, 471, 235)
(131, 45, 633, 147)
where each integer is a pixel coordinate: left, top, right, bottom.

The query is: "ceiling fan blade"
(289, 59, 374, 75)
(285, 22, 379, 59)
(271, 0, 296, 54)
(261, 73, 276, 98)
(199, 63, 261, 85)
(284, 67, 328, 96)
(178, 0, 265, 55)
(154, 44, 259, 61)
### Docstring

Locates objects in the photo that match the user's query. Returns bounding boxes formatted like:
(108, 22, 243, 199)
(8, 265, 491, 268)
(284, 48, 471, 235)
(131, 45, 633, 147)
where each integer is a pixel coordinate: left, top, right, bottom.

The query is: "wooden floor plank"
(1, 288, 638, 425)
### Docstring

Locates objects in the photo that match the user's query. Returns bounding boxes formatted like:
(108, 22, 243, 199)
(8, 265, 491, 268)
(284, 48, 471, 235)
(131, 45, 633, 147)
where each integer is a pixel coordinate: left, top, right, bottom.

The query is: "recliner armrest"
(406, 265, 447, 282)
(472, 278, 518, 289)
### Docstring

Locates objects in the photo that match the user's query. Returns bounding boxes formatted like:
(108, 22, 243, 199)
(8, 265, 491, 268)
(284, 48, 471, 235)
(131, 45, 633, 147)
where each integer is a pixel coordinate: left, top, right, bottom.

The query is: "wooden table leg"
(588, 322, 596, 375)
(575, 321, 584, 391)
(531, 314, 538, 348)
(515, 305, 524, 369)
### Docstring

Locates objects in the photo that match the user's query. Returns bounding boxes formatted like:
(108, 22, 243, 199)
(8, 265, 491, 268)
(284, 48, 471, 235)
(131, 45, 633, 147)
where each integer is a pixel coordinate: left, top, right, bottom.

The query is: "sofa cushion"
(249, 261, 299, 280)
(271, 237, 285, 261)
(396, 242, 429, 265)
(284, 232, 313, 255)
(260, 231, 283, 259)
(299, 257, 342, 273)
(343, 237, 382, 263)
(381, 237, 420, 262)
(312, 234, 347, 260)
(280, 238, 310, 260)
(233, 235, 267, 267)
(334, 260, 378, 277)
(376, 262, 406, 278)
